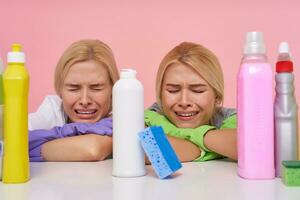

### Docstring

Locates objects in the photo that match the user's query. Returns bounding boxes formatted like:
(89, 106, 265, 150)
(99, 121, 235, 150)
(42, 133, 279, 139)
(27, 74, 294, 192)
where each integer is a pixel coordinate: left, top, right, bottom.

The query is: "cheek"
(161, 93, 179, 121)
(94, 90, 112, 108)
(161, 91, 178, 108)
(102, 96, 112, 110)
(61, 92, 78, 107)
(196, 94, 216, 114)
(196, 97, 212, 107)
(61, 99, 75, 120)
(61, 99, 75, 117)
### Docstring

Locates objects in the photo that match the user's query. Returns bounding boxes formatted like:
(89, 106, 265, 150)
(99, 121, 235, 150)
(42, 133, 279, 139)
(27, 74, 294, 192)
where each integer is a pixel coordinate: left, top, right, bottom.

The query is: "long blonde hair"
(156, 42, 224, 109)
(54, 39, 119, 96)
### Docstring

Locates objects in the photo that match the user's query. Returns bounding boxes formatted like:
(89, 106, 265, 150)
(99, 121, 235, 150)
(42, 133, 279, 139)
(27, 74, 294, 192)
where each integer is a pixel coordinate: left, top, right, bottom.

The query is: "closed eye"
(65, 83, 80, 92)
(68, 88, 79, 91)
(167, 89, 180, 94)
(91, 88, 103, 91)
(165, 84, 180, 94)
(192, 89, 206, 93)
(90, 84, 105, 91)
(66, 86, 80, 92)
(190, 84, 208, 94)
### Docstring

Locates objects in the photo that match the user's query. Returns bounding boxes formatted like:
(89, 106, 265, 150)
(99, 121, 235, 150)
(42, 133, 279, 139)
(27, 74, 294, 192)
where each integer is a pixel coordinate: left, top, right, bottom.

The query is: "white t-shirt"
(28, 95, 67, 131)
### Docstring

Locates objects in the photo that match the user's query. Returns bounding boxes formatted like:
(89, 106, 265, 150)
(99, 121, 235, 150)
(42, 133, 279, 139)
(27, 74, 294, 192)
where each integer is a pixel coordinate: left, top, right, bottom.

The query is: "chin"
(75, 119, 93, 123)
(173, 121, 196, 129)
(73, 116, 100, 123)
(71, 112, 104, 123)
(168, 113, 201, 128)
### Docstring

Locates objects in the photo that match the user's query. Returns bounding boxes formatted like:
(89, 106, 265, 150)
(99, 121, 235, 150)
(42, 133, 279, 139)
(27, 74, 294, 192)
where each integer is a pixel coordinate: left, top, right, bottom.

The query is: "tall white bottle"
(112, 69, 146, 177)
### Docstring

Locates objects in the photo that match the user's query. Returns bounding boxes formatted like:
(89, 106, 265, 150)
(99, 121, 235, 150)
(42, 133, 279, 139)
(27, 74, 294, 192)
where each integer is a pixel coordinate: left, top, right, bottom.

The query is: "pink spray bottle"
(237, 32, 275, 179)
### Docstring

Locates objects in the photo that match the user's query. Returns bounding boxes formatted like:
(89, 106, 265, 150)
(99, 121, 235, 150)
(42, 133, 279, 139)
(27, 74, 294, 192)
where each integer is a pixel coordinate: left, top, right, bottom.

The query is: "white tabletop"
(0, 159, 299, 200)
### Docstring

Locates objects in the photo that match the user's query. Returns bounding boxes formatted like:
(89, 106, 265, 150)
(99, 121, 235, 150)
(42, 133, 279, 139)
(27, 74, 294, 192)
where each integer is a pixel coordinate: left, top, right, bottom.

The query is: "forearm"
(29, 117, 113, 161)
(41, 134, 112, 161)
(167, 135, 201, 162)
(203, 129, 237, 160)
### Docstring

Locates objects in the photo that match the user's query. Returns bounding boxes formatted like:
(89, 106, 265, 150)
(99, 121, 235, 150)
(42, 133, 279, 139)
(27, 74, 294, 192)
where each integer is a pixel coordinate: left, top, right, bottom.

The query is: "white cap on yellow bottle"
(0, 56, 4, 73)
(7, 44, 25, 63)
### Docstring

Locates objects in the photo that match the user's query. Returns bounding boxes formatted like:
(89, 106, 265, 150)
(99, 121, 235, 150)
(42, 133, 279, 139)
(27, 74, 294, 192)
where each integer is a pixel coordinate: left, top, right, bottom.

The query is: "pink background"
(0, 0, 299, 112)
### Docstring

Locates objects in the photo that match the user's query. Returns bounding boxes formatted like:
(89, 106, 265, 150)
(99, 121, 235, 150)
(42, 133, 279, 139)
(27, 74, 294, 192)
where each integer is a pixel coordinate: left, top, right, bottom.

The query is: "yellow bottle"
(2, 44, 30, 183)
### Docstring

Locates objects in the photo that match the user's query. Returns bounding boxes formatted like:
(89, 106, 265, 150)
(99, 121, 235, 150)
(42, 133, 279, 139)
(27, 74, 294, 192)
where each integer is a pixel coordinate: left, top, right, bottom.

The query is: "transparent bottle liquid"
(274, 42, 298, 177)
(112, 69, 146, 177)
(237, 32, 275, 179)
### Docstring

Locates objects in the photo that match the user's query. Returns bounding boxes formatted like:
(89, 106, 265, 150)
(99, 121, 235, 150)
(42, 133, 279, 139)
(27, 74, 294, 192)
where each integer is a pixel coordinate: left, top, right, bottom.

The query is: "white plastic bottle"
(112, 69, 146, 177)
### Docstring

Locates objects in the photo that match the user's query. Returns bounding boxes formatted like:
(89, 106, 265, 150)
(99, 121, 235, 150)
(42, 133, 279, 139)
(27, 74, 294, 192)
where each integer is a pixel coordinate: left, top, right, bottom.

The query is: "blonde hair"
(54, 39, 119, 95)
(156, 42, 224, 107)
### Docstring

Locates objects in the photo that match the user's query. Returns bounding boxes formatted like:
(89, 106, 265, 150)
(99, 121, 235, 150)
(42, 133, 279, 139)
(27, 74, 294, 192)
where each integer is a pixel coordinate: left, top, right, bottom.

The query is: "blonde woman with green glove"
(145, 42, 237, 162)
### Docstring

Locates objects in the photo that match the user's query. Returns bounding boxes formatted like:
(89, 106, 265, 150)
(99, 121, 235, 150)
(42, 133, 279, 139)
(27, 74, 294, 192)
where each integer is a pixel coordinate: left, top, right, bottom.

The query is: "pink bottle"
(237, 32, 275, 179)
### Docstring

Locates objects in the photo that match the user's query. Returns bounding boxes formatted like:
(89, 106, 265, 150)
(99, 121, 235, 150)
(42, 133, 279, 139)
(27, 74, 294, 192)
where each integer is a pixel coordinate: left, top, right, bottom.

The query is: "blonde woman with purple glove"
(29, 39, 119, 162)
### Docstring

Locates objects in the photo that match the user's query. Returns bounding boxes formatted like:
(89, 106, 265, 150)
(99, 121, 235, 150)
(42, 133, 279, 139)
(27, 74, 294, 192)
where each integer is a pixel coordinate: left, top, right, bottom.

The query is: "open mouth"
(175, 111, 199, 117)
(75, 109, 98, 115)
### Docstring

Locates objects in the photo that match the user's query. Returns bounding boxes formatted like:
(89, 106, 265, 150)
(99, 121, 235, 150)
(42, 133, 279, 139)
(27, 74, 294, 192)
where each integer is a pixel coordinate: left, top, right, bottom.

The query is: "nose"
(178, 90, 192, 109)
(79, 88, 92, 107)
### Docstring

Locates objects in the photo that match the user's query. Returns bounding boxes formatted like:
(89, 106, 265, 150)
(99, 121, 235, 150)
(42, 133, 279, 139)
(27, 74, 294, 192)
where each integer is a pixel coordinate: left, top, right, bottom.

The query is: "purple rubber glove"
(29, 117, 112, 162)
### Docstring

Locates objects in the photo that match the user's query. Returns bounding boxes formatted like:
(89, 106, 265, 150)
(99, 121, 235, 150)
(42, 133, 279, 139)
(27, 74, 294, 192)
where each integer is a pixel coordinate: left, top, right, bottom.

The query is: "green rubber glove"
(145, 109, 187, 138)
(145, 110, 218, 156)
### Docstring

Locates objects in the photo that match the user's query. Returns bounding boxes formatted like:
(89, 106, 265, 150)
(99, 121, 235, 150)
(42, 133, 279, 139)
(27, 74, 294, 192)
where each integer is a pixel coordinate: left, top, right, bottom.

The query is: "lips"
(173, 111, 199, 122)
(75, 109, 98, 115)
(175, 111, 199, 117)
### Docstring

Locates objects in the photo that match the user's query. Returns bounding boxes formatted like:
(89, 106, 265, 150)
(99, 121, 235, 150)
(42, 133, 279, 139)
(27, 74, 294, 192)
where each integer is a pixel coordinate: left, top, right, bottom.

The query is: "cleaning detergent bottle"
(237, 32, 275, 179)
(275, 42, 298, 177)
(112, 69, 146, 177)
(0, 55, 4, 181)
(2, 44, 30, 183)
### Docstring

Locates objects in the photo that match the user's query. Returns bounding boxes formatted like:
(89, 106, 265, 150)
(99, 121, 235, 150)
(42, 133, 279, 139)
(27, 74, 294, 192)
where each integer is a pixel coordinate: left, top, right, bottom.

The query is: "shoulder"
(43, 95, 62, 105)
(147, 102, 162, 113)
(36, 95, 64, 116)
(28, 95, 67, 130)
(212, 107, 237, 129)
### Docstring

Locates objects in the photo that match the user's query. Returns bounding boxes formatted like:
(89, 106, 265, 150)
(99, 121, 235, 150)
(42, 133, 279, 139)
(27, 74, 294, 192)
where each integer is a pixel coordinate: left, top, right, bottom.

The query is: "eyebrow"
(64, 83, 106, 86)
(165, 84, 180, 87)
(90, 83, 106, 87)
(165, 83, 207, 87)
(189, 84, 207, 87)
(64, 83, 80, 87)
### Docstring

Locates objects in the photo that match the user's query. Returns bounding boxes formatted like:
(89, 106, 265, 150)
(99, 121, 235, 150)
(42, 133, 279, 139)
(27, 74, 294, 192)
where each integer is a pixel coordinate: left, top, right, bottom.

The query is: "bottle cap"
(276, 42, 293, 72)
(244, 32, 266, 54)
(277, 41, 292, 60)
(7, 43, 25, 63)
(120, 69, 137, 79)
(0, 58, 4, 73)
(278, 42, 290, 54)
(276, 61, 293, 72)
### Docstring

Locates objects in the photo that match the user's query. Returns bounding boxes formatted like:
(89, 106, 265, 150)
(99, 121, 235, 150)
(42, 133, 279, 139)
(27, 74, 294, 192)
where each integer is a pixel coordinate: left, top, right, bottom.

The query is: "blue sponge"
(138, 126, 182, 179)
